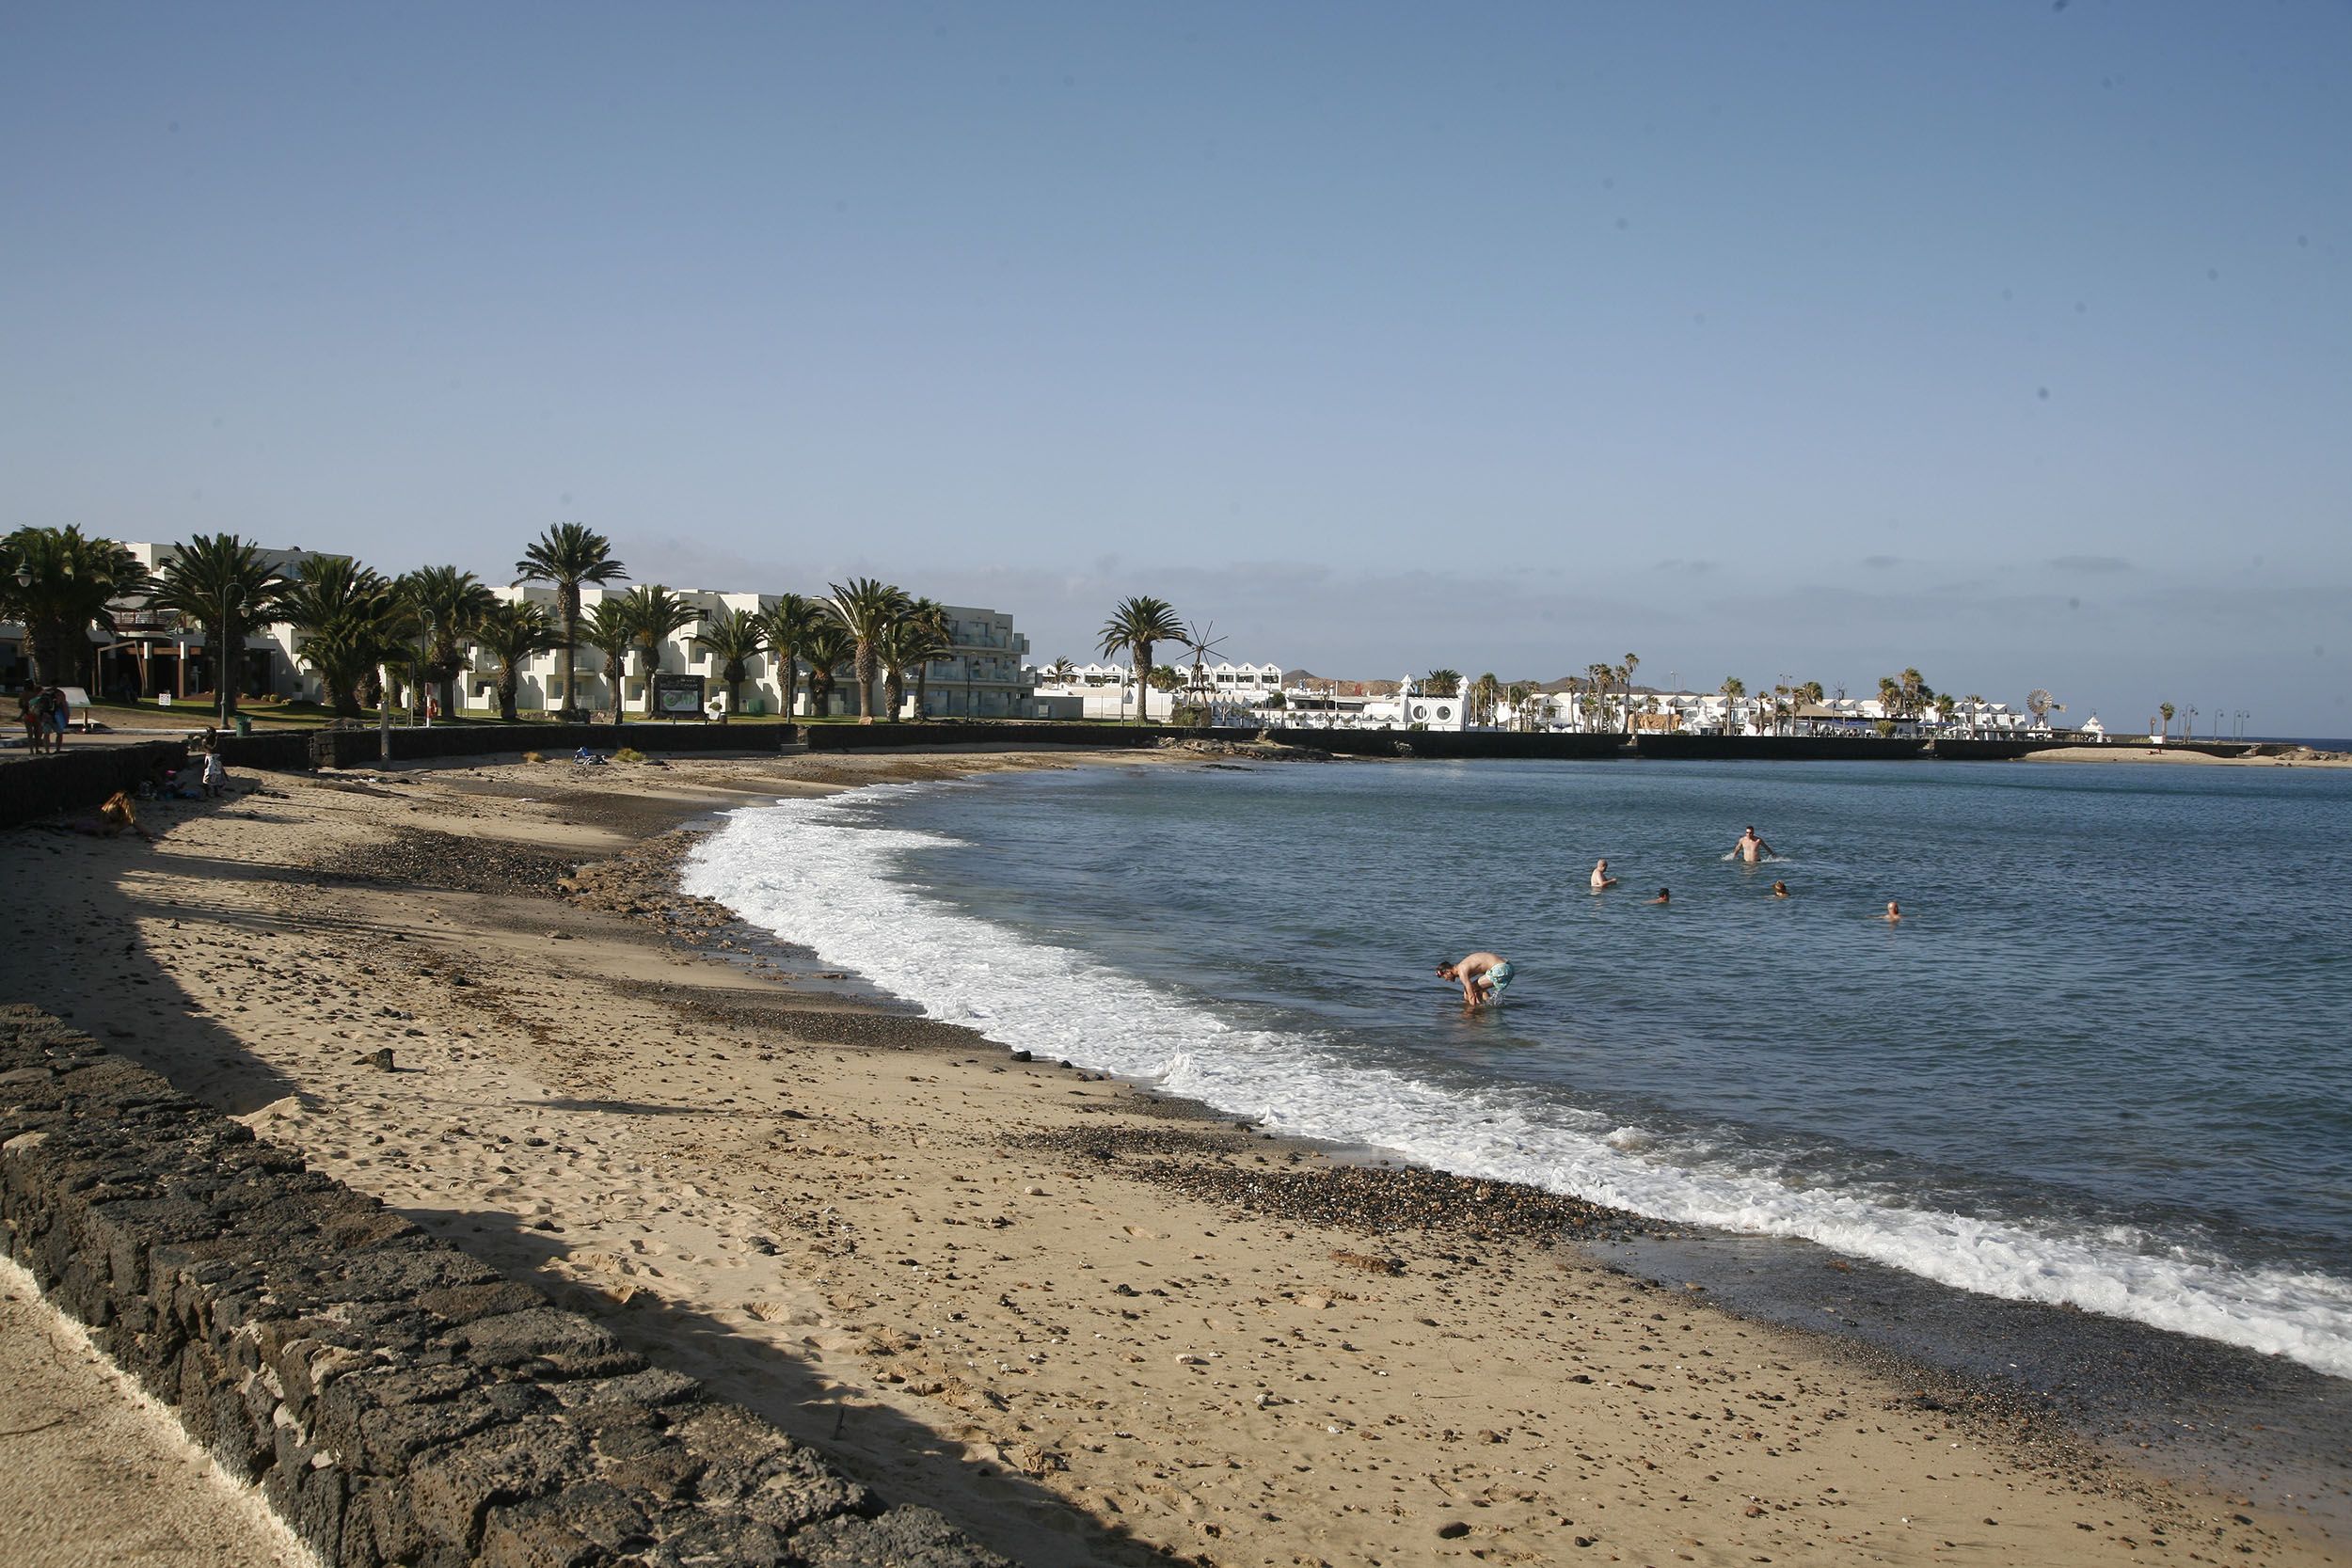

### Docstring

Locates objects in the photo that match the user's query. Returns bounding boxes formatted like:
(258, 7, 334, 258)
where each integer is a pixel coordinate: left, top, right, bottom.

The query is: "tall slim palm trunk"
(853, 648, 880, 721)
(558, 590, 580, 719)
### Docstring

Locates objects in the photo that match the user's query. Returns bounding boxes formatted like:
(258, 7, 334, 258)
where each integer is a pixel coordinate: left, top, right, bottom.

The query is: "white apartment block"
(481, 587, 1035, 719)
(72, 540, 326, 705)
(1029, 659, 1285, 721)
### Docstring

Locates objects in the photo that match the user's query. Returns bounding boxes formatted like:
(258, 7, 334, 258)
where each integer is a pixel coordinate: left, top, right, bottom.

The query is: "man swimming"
(1883, 899, 1902, 923)
(1733, 826, 1775, 862)
(1772, 880, 1790, 897)
(1436, 952, 1513, 1007)
(1649, 887, 1671, 905)
(1590, 858, 1619, 890)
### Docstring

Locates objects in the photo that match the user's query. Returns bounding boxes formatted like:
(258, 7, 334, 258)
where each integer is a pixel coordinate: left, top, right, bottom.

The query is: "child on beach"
(201, 749, 227, 799)
(16, 686, 46, 753)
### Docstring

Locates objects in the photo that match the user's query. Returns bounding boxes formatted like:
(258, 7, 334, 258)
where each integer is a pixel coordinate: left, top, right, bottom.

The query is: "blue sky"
(4, 3, 2345, 731)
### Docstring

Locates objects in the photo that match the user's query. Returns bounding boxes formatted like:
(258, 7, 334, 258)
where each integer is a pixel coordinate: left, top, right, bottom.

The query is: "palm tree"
(1718, 675, 1745, 736)
(2157, 701, 2175, 738)
(1960, 693, 1986, 737)
(1422, 669, 1463, 698)
(826, 578, 914, 722)
(758, 592, 824, 719)
(513, 524, 628, 721)
(1793, 680, 1826, 736)
(1471, 672, 1501, 728)
(0, 526, 149, 689)
(146, 534, 293, 725)
(1044, 657, 1077, 686)
(878, 612, 952, 722)
(693, 604, 767, 721)
(583, 599, 637, 722)
(1877, 675, 1904, 722)
(283, 555, 406, 718)
(1097, 595, 1184, 725)
(1504, 681, 1534, 732)
(1620, 653, 1641, 734)
(471, 600, 562, 722)
(398, 566, 496, 719)
(623, 585, 702, 713)
(801, 623, 854, 715)
(904, 597, 953, 719)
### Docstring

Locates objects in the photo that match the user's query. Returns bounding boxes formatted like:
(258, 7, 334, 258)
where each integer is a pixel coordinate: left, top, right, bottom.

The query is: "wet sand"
(2019, 745, 2350, 767)
(2, 745, 2338, 1566)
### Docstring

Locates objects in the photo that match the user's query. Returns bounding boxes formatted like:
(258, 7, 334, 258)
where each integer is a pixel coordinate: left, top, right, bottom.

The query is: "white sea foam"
(683, 786, 2352, 1380)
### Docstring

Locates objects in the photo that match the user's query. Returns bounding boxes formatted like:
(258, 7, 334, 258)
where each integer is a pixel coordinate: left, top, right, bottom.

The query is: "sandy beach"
(3, 745, 2334, 1567)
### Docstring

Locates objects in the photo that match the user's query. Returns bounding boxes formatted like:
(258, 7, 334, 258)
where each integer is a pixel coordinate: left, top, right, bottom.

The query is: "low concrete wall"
(0, 1006, 1007, 1568)
(800, 721, 1181, 752)
(222, 723, 803, 771)
(0, 739, 190, 829)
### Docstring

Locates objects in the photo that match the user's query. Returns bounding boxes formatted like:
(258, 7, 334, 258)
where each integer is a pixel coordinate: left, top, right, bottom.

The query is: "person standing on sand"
(1590, 858, 1618, 890)
(1437, 952, 1513, 1007)
(1733, 825, 1774, 862)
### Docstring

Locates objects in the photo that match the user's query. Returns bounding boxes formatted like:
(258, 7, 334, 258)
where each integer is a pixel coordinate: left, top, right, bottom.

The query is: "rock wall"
(0, 738, 189, 828)
(0, 1006, 1009, 1568)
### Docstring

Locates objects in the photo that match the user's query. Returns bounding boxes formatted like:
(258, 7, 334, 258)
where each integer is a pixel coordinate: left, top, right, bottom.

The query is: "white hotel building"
(481, 587, 1036, 718)
(6, 538, 1037, 720)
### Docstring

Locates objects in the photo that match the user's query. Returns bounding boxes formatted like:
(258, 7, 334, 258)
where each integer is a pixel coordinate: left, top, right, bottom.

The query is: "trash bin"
(234, 715, 253, 737)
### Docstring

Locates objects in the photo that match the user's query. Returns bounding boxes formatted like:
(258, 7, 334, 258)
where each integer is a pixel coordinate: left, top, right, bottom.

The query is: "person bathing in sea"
(1437, 952, 1513, 1008)
(1590, 858, 1618, 890)
(1772, 880, 1790, 897)
(1649, 887, 1671, 905)
(1733, 825, 1775, 863)
(1883, 899, 1902, 923)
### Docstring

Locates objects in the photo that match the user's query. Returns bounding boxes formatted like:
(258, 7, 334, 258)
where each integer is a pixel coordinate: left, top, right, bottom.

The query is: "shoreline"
(4, 746, 2338, 1565)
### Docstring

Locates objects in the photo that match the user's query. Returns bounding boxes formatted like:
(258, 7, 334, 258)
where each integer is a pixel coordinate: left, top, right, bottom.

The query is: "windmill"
(1178, 621, 1230, 725)
(2026, 689, 2064, 733)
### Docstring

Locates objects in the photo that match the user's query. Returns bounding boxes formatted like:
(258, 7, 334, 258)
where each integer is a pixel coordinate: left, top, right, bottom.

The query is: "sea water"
(681, 758, 2352, 1380)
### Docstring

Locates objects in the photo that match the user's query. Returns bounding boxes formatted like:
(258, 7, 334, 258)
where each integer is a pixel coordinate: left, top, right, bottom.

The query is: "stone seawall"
(0, 1006, 1009, 1568)
(0, 738, 189, 827)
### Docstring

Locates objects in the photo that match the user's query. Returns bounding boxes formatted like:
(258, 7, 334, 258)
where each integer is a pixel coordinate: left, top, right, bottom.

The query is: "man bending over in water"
(1437, 952, 1513, 1008)
(1733, 825, 1776, 863)
(1590, 858, 1619, 890)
